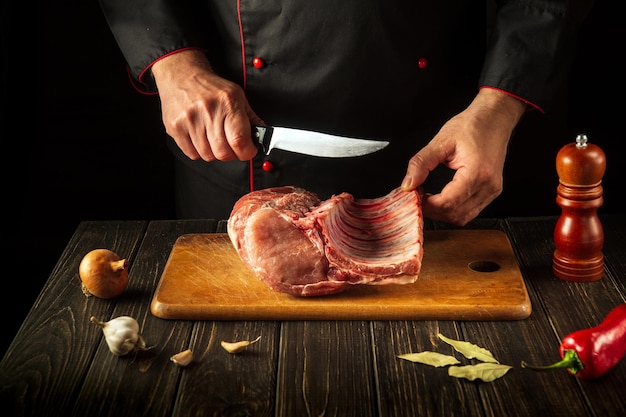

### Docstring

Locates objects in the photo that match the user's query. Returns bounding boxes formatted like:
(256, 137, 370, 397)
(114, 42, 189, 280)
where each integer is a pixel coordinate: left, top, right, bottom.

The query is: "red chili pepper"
(521, 303, 626, 379)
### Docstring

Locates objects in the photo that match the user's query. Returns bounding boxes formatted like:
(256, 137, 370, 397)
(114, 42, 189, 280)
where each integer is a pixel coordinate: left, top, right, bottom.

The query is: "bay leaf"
(448, 363, 512, 382)
(437, 333, 499, 363)
(397, 351, 461, 367)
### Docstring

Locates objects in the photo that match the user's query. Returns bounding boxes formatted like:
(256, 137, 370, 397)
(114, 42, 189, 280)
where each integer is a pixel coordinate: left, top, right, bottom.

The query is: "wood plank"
(176, 219, 281, 417)
(276, 321, 377, 417)
(172, 320, 280, 417)
(372, 217, 601, 417)
(0, 221, 147, 417)
(151, 230, 531, 321)
(501, 216, 626, 417)
(373, 321, 485, 417)
(602, 214, 626, 295)
(373, 219, 554, 417)
(3, 216, 621, 417)
(455, 320, 590, 417)
(454, 218, 588, 417)
(70, 220, 221, 417)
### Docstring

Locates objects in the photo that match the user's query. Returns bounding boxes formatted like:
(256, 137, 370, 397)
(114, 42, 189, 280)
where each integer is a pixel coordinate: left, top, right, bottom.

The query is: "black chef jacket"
(98, 0, 590, 219)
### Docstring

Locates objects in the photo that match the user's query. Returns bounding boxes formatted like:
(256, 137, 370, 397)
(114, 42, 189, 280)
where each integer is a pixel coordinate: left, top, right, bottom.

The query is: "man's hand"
(151, 49, 265, 161)
(401, 88, 526, 225)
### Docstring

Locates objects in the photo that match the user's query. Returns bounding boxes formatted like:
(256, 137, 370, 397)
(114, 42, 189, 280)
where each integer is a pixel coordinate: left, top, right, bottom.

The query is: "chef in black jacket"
(98, 0, 591, 224)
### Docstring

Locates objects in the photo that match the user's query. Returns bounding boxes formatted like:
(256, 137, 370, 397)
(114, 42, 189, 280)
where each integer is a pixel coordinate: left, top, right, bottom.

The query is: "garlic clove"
(221, 336, 261, 354)
(170, 349, 194, 367)
(116, 337, 139, 356)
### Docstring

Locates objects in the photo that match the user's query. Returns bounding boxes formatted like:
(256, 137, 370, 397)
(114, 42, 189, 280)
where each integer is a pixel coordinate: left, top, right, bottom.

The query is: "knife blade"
(254, 125, 389, 158)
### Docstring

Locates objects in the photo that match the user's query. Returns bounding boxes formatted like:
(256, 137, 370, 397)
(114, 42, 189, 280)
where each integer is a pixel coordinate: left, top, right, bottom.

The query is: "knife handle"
(254, 126, 271, 154)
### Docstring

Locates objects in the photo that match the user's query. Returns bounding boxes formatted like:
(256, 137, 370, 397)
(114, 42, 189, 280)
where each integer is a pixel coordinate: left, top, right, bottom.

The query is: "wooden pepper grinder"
(553, 134, 606, 282)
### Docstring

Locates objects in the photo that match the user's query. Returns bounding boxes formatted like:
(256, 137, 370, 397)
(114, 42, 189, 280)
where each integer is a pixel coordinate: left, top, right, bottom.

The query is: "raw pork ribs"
(227, 186, 424, 296)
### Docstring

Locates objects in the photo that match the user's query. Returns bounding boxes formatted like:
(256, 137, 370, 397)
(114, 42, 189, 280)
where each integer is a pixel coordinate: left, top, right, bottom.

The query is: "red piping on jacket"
(132, 47, 204, 95)
(237, 0, 255, 192)
(479, 86, 544, 113)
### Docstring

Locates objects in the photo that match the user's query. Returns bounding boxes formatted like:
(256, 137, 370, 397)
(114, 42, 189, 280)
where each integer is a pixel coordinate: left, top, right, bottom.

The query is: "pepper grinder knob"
(553, 134, 606, 281)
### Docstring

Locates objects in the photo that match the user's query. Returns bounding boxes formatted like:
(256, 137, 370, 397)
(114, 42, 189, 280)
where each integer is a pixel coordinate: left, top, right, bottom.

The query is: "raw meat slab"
(150, 230, 531, 320)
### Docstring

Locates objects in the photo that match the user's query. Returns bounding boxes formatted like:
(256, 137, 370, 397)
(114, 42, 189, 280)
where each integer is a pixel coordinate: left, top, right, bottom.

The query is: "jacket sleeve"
(98, 0, 208, 93)
(480, 0, 593, 112)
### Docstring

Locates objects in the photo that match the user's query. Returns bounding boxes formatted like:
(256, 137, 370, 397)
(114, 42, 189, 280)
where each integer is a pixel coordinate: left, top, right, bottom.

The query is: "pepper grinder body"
(553, 134, 606, 282)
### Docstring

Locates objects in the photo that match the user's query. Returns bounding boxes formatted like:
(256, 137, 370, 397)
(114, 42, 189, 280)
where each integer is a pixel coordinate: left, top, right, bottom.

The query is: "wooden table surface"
(1, 215, 624, 417)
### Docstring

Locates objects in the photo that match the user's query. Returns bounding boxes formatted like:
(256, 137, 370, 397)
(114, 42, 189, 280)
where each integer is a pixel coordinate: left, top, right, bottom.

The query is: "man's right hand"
(151, 49, 264, 162)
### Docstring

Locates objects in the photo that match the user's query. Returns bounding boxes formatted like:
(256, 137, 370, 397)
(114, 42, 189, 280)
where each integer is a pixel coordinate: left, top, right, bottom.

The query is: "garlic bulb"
(90, 316, 147, 356)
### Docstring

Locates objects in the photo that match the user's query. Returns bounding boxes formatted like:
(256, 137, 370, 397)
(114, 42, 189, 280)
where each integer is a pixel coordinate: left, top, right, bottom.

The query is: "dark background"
(2, 1, 623, 357)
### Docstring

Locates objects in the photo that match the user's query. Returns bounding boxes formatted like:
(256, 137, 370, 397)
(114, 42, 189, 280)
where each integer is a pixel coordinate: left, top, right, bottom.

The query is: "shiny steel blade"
(255, 126, 389, 158)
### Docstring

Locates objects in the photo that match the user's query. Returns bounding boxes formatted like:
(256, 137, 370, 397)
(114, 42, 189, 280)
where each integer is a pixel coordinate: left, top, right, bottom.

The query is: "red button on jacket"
(262, 161, 274, 172)
(253, 57, 265, 69)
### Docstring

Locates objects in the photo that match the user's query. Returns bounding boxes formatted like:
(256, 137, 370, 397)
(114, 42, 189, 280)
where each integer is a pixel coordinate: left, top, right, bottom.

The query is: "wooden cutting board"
(150, 230, 531, 321)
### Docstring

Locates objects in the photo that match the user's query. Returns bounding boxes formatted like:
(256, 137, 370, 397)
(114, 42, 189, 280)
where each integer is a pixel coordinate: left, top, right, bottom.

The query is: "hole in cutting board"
(468, 260, 501, 273)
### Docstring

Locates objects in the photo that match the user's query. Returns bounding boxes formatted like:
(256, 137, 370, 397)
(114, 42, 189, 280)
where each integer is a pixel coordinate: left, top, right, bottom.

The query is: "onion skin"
(79, 249, 129, 299)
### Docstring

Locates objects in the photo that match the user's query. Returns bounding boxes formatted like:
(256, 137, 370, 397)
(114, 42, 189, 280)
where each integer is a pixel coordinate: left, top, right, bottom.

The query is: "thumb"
(401, 143, 444, 191)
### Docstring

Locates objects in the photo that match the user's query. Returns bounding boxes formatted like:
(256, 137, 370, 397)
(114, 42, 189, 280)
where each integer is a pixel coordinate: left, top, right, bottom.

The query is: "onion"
(79, 249, 129, 299)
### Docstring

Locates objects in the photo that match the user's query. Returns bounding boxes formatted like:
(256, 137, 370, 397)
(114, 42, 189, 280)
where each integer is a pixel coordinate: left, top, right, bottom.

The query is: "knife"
(254, 125, 389, 158)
